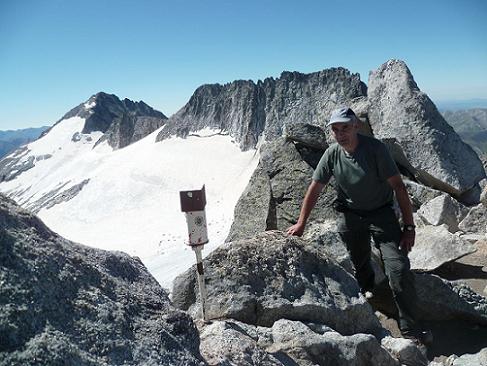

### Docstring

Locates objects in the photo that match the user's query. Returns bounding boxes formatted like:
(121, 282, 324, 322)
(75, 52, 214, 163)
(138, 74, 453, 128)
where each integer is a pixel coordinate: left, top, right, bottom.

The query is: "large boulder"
(404, 180, 444, 210)
(0, 194, 203, 366)
(417, 195, 468, 233)
(172, 231, 381, 335)
(199, 321, 283, 366)
(410, 225, 477, 271)
(367, 60, 486, 196)
(458, 204, 487, 235)
(415, 274, 487, 325)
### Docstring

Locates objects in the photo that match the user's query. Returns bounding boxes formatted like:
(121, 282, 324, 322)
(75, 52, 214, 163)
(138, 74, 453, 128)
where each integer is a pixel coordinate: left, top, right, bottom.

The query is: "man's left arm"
(387, 174, 415, 252)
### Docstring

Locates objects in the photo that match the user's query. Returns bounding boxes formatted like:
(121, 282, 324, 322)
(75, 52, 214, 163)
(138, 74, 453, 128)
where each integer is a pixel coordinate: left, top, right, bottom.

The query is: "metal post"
(193, 245, 208, 321)
(179, 185, 210, 322)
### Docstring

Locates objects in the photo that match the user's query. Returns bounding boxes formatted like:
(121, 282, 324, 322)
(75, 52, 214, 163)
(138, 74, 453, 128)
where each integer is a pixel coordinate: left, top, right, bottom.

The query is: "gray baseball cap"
(327, 107, 357, 126)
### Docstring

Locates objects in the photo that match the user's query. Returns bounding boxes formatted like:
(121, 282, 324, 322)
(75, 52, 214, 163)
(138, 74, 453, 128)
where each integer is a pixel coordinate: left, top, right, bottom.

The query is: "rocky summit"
(0, 194, 203, 366)
(49, 92, 167, 150)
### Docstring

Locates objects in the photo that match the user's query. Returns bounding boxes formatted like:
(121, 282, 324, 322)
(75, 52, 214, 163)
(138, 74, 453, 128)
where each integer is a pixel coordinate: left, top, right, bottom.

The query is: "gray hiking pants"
(337, 205, 418, 333)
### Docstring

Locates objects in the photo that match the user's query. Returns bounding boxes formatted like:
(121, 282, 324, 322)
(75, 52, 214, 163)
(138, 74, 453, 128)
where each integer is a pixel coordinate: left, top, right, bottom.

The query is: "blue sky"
(0, 0, 486, 130)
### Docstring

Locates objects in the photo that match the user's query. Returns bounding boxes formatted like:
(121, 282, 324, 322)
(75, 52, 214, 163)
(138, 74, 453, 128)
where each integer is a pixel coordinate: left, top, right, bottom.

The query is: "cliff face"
(156, 68, 366, 150)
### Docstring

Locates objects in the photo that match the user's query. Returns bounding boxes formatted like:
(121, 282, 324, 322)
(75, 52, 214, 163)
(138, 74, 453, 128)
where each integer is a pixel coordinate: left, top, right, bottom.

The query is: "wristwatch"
(403, 224, 416, 232)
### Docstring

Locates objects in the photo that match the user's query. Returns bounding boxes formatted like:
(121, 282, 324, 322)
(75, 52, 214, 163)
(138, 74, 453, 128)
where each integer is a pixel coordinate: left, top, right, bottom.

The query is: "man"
(287, 106, 430, 344)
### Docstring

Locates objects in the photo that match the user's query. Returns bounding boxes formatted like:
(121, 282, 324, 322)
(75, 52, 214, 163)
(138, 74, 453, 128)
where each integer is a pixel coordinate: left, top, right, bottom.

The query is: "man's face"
(330, 122, 359, 150)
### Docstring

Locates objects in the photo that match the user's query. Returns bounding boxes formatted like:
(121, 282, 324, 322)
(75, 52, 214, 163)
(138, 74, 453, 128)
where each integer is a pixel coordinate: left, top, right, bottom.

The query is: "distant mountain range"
(0, 126, 49, 159)
(441, 108, 487, 154)
(436, 98, 487, 111)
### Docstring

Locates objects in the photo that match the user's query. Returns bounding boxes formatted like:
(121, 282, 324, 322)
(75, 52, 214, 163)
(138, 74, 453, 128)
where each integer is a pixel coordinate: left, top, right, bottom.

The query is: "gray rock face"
(417, 194, 469, 233)
(410, 225, 477, 271)
(226, 137, 337, 242)
(284, 123, 329, 151)
(367, 60, 486, 194)
(405, 180, 444, 210)
(458, 204, 487, 234)
(415, 273, 487, 325)
(481, 185, 487, 208)
(199, 321, 283, 366)
(381, 336, 428, 366)
(226, 166, 272, 243)
(442, 347, 487, 366)
(25, 179, 90, 214)
(268, 319, 398, 366)
(82, 92, 167, 149)
(156, 68, 366, 150)
(61, 92, 167, 142)
(0, 194, 203, 366)
(199, 319, 401, 366)
(172, 231, 381, 335)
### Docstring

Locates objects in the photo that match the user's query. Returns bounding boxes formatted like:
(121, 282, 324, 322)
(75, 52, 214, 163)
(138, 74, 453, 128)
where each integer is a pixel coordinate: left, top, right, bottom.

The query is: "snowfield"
(1, 118, 260, 289)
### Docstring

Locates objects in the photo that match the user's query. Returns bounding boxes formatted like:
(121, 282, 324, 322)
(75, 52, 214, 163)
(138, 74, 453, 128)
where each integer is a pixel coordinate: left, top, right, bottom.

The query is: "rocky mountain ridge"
(156, 68, 366, 150)
(52, 91, 167, 150)
(157, 60, 485, 199)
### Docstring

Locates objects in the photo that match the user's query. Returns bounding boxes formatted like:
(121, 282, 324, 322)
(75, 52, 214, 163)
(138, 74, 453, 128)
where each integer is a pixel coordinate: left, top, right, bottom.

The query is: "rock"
(199, 321, 283, 366)
(284, 123, 329, 151)
(226, 138, 338, 242)
(156, 68, 367, 150)
(405, 179, 444, 210)
(303, 220, 354, 273)
(460, 233, 486, 243)
(268, 319, 398, 366)
(410, 225, 476, 271)
(0, 194, 203, 366)
(443, 347, 487, 365)
(367, 60, 486, 195)
(172, 231, 381, 335)
(459, 204, 487, 234)
(200, 319, 401, 366)
(414, 273, 487, 325)
(417, 194, 468, 233)
(381, 336, 428, 366)
(481, 185, 487, 208)
(226, 166, 272, 242)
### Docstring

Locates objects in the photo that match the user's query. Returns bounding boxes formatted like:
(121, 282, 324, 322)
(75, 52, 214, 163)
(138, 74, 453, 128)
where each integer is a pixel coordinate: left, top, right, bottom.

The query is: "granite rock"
(0, 194, 203, 366)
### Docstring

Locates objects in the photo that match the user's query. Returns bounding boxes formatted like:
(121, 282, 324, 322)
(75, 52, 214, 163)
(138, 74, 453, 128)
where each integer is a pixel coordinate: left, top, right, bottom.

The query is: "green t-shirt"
(313, 134, 399, 211)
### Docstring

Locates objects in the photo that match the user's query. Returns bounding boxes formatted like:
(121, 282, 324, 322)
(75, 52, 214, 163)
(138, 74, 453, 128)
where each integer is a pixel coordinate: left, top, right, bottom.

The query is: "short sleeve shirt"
(313, 134, 399, 211)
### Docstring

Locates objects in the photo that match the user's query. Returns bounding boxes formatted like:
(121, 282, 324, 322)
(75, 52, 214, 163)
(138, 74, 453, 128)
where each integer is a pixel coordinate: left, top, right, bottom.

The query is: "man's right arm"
(286, 180, 326, 236)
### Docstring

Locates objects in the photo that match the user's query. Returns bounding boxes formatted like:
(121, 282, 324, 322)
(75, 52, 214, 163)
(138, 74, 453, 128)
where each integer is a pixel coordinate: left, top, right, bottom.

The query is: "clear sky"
(0, 0, 486, 130)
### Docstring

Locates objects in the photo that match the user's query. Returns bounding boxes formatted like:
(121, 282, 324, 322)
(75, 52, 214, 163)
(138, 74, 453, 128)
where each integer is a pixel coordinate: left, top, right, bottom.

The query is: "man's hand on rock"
(399, 230, 415, 253)
(287, 222, 305, 236)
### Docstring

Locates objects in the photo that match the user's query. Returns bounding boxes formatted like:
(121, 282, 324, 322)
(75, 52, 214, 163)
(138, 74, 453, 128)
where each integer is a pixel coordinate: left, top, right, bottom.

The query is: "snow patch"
(1, 126, 259, 290)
